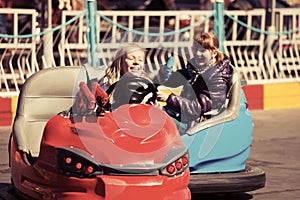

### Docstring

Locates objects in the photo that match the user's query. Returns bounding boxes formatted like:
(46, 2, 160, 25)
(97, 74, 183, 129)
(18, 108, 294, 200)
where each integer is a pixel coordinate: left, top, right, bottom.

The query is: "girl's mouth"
(129, 66, 141, 72)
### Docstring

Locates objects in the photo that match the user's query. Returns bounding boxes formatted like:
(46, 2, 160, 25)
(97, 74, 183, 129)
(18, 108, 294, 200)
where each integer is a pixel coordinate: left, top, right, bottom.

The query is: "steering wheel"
(107, 76, 157, 109)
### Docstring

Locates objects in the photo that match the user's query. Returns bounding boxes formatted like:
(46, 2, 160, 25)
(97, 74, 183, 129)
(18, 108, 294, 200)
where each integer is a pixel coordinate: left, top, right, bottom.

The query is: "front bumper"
(16, 168, 191, 200)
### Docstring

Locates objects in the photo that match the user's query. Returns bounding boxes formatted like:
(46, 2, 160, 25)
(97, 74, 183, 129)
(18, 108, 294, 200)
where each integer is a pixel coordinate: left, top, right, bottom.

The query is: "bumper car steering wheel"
(109, 76, 157, 109)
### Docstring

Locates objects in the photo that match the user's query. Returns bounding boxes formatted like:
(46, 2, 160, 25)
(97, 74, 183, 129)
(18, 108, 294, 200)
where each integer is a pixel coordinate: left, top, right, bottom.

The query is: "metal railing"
(224, 9, 267, 84)
(59, 10, 215, 70)
(0, 8, 38, 96)
(0, 8, 299, 97)
(275, 8, 300, 80)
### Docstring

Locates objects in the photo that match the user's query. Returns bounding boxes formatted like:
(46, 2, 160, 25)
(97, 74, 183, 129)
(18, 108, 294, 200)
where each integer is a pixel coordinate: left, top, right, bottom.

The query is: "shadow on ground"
(1, 182, 254, 200)
(192, 192, 253, 200)
(0, 183, 16, 200)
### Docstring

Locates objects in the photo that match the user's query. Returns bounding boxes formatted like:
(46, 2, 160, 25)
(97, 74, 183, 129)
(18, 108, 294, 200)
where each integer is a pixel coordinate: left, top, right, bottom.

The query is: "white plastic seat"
(12, 66, 104, 157)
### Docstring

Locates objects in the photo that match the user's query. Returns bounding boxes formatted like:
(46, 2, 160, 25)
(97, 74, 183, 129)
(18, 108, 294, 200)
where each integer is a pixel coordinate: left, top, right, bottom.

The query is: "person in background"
(97, 0, 111, 10)
(143, 0, 176, 10)
(142, 0, 177, 28)
(0, 0, 7, 35)
(157, 32, 233, 133)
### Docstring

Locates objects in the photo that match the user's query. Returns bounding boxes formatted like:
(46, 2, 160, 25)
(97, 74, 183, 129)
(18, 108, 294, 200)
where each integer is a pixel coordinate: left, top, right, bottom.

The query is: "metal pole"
(271, 0, 275, 27)
(86, 0, 98, 67)
(214, 0, 225, 53)
(266, 0, 276, 78)
(48, 0, 52, 29)
(43, 0, 53, 68)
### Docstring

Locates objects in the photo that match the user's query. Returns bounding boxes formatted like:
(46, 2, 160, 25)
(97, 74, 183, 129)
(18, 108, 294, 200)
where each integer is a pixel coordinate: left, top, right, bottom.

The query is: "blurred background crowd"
(1, 0, 300, 35)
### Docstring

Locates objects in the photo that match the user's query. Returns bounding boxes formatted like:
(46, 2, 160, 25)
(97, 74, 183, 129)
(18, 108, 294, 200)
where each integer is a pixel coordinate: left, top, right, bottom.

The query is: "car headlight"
(161, 152, 189, 177)
(56, 146, 103, 178)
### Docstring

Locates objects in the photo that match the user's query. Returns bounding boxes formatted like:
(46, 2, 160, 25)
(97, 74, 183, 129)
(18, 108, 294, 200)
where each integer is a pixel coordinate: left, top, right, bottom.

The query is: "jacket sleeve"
(201, 58, 233, 111)
(203, 70, 227, 110)
(166, 93, 212, 122)
(165, 58, 233, 122)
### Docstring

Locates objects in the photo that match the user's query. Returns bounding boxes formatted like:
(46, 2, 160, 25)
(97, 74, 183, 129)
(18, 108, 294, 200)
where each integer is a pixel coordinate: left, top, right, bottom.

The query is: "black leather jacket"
(163, 56, 233, 128)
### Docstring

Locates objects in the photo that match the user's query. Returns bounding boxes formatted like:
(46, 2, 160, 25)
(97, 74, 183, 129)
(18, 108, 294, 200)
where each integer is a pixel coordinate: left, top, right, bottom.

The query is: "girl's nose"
(133, 59, 139, 65)
(133, 58, 143, 65)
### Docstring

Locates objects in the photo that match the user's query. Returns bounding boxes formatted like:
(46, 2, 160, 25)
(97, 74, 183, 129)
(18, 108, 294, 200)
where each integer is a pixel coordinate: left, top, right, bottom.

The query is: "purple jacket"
(163, 56, 233, 128)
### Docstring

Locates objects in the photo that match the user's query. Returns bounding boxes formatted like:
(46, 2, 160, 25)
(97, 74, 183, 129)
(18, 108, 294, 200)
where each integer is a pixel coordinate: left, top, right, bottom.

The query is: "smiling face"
(192, 32, 219, 69)
(192, 47, 214, 68)
(121, 47, 145, 77)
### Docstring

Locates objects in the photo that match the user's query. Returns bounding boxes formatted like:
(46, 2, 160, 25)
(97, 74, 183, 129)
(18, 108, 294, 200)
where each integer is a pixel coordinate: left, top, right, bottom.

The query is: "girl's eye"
(198, 48, 207, 53)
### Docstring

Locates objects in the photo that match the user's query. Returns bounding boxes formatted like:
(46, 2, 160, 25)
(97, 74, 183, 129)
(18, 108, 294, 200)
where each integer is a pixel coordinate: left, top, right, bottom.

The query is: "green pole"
(86, 0, 98, 67)
(214, 0, 225, 53)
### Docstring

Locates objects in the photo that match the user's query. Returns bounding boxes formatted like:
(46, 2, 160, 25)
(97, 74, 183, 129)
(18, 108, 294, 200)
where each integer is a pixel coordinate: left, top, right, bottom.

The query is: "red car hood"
(43, 104, 183, 166)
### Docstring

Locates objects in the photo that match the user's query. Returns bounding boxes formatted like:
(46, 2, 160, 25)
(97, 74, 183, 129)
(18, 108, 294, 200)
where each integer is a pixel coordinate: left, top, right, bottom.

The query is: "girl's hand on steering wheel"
(157, 90, 170, 102)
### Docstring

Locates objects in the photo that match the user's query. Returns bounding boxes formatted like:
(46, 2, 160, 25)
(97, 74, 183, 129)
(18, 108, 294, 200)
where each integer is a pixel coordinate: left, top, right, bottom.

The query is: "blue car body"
(179, 69, 265, 194)
(183, 91, 253, 173)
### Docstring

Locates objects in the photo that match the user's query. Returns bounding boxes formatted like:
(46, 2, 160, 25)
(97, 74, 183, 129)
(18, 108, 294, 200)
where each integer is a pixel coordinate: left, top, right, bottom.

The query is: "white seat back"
(12, 66, 104, 157)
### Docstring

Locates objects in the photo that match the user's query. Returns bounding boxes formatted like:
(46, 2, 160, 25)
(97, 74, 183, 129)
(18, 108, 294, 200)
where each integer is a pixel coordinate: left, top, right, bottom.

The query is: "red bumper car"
(9, 66, 191, 200)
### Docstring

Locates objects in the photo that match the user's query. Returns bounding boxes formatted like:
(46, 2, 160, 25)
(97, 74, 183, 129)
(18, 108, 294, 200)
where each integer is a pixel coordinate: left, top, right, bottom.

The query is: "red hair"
(194, 32, 225, 63)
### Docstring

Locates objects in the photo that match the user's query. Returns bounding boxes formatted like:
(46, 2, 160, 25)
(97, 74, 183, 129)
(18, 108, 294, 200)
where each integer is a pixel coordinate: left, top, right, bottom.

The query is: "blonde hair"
(100, 44, 146, 86)
(194, 32, 225, 63)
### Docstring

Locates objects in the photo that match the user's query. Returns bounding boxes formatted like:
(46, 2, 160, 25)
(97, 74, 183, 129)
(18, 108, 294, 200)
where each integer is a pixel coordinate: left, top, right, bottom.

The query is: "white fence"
(0, 8, 300, 97)
(0, 8, 38, 96)
(275, 8, 300, 81)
